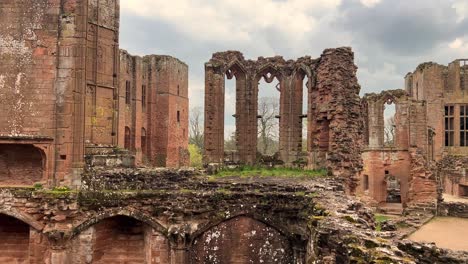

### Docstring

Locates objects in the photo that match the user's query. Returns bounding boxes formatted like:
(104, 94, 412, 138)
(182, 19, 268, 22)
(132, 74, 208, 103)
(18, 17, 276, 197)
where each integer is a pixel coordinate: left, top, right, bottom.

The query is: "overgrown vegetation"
(188, 144, 203, 168)
(212, 166, 327, 179)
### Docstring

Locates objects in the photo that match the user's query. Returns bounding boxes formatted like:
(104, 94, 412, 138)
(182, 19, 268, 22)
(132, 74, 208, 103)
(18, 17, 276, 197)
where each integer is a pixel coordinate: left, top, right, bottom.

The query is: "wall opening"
(445, 105, 455, 147)
(224, 69, 237, 156)
(385, 171, 401, 203)
(124, 127, 131, 150)
(177, 111, 180, 123)
(141, 128, 147, 154)
(125, 80, 131, 105)
(383, 100, 396, 147)
(460, 105, 468, 146)
(296, 71, 309, 156)
(0, 144, 44, 186)
(92, 216, 146, 263)
(0, 214, 30, 263)
(142, 85, 146, 112)
(257, 72, 280, 157)
(191, 216, 294, 263)
(363, 174, 369, 191)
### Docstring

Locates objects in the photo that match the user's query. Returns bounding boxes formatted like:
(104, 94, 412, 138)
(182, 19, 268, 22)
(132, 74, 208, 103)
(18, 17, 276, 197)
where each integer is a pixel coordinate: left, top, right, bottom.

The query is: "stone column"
(204, 64, 225, 164)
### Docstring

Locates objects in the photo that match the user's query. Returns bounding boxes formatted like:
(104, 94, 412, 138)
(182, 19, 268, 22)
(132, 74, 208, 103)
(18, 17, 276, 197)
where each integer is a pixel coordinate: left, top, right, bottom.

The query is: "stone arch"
(0, 212, 48, 264)
(71, 208, 167, 238)
(255, 63, 283, 83)
(0, 144, 45, 186)
(0, 208, 44, 231)
(70, 210, 170, 264)
(190, 215, 294, 264)
(225, 60, 247, 78)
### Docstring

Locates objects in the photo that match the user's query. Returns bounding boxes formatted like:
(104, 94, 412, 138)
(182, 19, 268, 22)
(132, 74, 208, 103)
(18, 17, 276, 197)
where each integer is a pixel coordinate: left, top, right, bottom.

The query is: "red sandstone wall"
(0, 214, 30, 263)
(149, 55, 189, 168)
(0, 0, 59, 137)
(191, 216, 293, 263)
(360, 150, 411, 204)
(118, 53, 189, 168)
(0, 145, 43, 186)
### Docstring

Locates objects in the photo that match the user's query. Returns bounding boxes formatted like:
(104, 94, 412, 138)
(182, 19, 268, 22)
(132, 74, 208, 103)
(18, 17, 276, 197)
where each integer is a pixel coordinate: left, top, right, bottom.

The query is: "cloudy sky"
(120, 0, 468, 135)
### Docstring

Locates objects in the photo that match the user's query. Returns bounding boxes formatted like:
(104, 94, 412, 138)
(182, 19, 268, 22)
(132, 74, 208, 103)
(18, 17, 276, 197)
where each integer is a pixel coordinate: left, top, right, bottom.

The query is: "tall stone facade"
(0, 0, 189, 189)
(204, 48, 363, 190)
(404, 59, 468, 199)
(358, 59, 468, 208)
(119, 51, 189, 168)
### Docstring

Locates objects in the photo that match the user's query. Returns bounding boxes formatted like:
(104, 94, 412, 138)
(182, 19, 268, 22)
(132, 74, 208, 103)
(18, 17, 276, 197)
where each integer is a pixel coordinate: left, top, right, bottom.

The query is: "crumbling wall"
(360, 90, 436, 206)
(312, 48, 363, 192)
(204, 48, 363, 187)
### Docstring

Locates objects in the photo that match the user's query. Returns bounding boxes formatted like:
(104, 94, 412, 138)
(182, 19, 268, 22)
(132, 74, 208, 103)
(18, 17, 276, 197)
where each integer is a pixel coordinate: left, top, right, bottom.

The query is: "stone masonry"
(0, 0, 189, 189)
(204, 48, 363, 191)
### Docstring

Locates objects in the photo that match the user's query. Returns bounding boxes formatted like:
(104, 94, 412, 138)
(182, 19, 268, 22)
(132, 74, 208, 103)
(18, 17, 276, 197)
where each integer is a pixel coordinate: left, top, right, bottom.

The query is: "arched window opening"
(0, 214, 30, 263)
(257, 71, 280, 157)
(124, 127, 131, 150)
(300, 73, 309, 154)
(224, 68, 237, 156)
(384, 99, 396, 147)
(141, 128, 147, 154)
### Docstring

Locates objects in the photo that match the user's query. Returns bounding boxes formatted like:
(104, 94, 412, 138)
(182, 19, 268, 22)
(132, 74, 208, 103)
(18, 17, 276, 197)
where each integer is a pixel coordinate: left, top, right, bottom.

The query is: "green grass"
(375, 214, 390, 232)
(212, 166, 328, 179)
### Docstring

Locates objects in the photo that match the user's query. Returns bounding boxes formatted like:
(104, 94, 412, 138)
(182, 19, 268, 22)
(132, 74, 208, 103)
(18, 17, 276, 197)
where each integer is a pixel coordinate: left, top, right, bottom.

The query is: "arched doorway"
(71, 215, 170, 263)
(0, 214, 30, 263)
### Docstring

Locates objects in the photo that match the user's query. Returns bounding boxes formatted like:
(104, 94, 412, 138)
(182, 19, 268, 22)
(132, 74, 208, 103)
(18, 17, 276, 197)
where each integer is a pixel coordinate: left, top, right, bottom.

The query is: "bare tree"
(189, 106, 204, 150)
(257, 97, 279, 155)
(384, 116, 395, 146)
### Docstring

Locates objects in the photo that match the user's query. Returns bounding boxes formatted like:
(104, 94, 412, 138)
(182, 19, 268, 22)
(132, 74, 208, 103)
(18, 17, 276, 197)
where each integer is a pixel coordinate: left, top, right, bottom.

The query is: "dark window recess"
(177, 85, 180, 96)
(461, 105, 468, 146)
(124, 127, 131, 150)
(445, 105, 455, 147)
(142, 85, 146, 111)
(363, 175, 369, 191)
(177, 111, 180, 123)
(125, 81, 131, 105)
(141, 128, 147, 153)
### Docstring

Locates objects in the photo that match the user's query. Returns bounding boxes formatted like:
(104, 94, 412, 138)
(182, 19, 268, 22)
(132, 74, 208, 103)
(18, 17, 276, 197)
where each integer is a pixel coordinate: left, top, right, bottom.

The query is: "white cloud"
(120, 0, 341, 44)
(360, 0, 381, 8)
(449, 38, 463, 49)
(453, 0, 468, 23)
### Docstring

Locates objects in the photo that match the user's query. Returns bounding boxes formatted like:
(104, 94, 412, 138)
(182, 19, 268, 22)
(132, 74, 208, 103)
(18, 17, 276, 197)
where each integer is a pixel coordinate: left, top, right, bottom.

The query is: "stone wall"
(0, 169, 316, 263)
(204, 48, 363, 191)
(119, 51, 189, 168)
(359, 90, 437, 207)
(405, 59, 468, 159)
